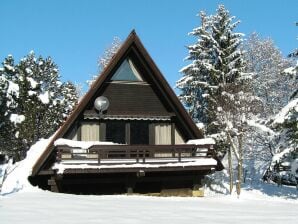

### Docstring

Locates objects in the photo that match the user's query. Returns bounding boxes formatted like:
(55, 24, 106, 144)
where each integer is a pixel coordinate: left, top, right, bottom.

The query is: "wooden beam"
(56, 173, 204, 185)
(61, 165, 214, 174)
(38, 170, 55, 175)
(149, 123, 155, 145)
(125, 122, 130, 144)
(100, 122, 106, 141)
(171, 123, 175, 145)
(48, 176, 59, 192)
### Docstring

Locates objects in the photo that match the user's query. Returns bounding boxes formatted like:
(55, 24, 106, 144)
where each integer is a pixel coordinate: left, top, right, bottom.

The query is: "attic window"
(111, 58, 143, 81)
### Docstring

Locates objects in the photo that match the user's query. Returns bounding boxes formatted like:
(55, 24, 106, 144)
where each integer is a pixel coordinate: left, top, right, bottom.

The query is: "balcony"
(51, 139, 220, 174)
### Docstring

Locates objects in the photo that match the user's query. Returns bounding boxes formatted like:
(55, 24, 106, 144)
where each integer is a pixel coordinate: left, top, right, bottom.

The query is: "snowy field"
(1, 139, 297, 224)
(1, 187, 297, 224)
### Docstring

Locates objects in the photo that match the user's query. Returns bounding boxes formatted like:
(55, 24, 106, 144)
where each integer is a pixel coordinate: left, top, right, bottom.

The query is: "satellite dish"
(94, 96, 109, 114)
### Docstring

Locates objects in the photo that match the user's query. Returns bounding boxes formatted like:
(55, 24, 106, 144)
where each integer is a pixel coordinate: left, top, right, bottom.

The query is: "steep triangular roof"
(32, 30, 203, 176)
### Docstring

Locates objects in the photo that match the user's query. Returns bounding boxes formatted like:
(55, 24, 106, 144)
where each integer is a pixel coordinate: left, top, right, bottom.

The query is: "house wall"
(64, 80, 188, 144)
(175, 127, 184, 144)
(66, 120, 186, 144)
(64, 54, 189, 144)
(99, 82, 172, 116)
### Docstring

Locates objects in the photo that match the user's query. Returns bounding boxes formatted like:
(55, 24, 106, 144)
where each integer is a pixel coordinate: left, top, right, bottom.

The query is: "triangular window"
(111, 58, 143, 81)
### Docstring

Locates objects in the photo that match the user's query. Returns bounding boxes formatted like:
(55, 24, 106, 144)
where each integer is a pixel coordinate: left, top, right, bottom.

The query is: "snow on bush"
(272, 98, 298, 126)
(38, 91, 50, 104)
(9, 114, 25, 125)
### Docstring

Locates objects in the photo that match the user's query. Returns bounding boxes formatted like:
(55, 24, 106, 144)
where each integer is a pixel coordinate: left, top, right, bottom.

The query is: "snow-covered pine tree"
(209, 5, 245, 85)
(286, 35, 298, 99)
(178, 5, 256, 195)
(269, 97, 298, 185)
(177, 5, 246, 135)
(0, 52, 78, 160)
(60, 81, 79, 119)
(176, 11, 213, 129)
(177, 4, 246, 143)
(267, 29, 298, 185)
(87, 37, 122, 87)
(244, 33, 295, 117)
(0, 56, 19, 157)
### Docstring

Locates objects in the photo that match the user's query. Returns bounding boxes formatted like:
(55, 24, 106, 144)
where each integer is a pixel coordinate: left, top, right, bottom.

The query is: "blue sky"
(0, 0, 297, 92)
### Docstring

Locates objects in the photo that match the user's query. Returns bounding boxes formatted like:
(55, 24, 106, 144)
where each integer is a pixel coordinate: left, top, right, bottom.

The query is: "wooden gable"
(82, 48, 172, 117)
(31, 30, 203, 176)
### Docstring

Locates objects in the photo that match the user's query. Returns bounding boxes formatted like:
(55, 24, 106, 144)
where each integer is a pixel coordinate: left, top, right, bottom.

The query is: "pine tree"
(268, 26, 298, 184)
(270, 97, 298, 184)
(60, 81, 79, 119)
(176, 11, 213, 127)
(0, 52, 78, 160)
(177, 5, 255, 195)
(0, 55, 19, 157)
(256, 23, 298, 186)
(177, 5, 246, 136)
(286, 33, 298, 99)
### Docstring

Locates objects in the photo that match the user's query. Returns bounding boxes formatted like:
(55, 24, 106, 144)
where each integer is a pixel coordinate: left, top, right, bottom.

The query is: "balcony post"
(142, 149, 145, 163)
(136, 149, 139, 163)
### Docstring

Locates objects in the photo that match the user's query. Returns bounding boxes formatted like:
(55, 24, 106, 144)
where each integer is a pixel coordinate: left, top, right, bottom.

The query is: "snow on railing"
(55, 144, 215, 165)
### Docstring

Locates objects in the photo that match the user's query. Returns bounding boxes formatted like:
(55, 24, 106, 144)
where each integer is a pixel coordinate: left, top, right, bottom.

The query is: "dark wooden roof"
(31, 30, 204, 176)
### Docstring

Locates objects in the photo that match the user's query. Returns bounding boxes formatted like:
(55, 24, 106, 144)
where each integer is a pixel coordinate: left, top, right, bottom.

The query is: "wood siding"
(99, 83, 171, 116)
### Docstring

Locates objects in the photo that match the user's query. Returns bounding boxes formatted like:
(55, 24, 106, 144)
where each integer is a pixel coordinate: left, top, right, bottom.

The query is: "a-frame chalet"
(29, 30, 223, 195)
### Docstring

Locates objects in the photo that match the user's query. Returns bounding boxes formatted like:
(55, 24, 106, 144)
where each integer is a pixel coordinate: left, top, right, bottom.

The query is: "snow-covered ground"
(1, 187, 297, 224)
(1, 138, 297, 224)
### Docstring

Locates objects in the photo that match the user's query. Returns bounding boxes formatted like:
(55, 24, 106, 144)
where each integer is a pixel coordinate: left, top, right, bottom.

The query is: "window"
(104, 121, 176, 145)
(111, 58, 143, 81)
(154, 123, 171, 144)
(106, 121, 126, 144)
(130, 122, 149, 145)
(81, 122, 100, 141)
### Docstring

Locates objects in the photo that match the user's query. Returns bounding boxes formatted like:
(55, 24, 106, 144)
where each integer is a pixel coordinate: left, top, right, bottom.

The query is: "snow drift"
(1, 138, 51, 195)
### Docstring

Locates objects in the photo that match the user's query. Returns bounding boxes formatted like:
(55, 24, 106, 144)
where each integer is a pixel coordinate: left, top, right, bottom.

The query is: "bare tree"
(244, 33, 295, 117)
(216, 82, 261, 195)
(87, 37, 122, 87)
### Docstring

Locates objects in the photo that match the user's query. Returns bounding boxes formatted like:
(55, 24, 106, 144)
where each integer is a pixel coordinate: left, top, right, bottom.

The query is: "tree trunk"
(236, 134, 243, 196)
(228, 148, 233, 194)
(236, 162, 241, 196)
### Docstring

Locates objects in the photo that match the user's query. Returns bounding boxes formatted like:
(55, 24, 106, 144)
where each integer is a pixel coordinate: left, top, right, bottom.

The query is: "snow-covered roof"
(83, 113, 171, 121)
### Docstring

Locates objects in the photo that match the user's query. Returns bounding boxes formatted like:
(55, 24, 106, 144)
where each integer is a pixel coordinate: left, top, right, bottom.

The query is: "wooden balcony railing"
(56, 144, 214, 165)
